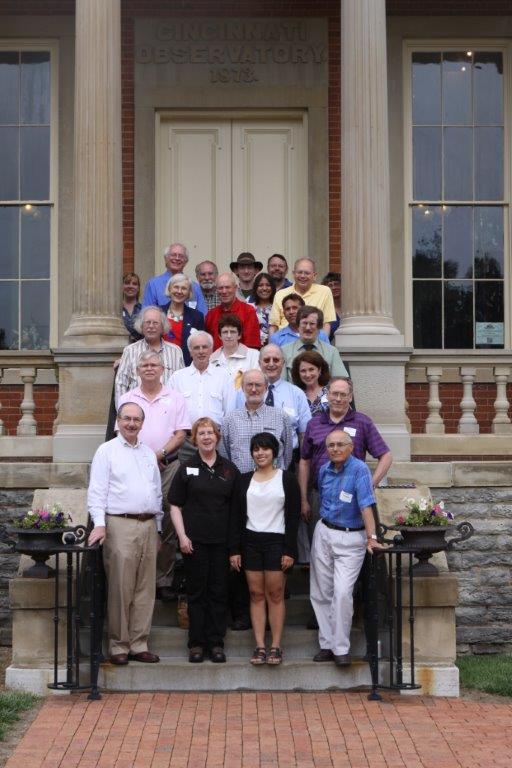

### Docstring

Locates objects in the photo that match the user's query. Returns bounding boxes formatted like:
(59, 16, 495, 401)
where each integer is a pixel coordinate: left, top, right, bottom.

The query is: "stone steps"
(152, 594, 316, 627)
(98, 657, 374, 692)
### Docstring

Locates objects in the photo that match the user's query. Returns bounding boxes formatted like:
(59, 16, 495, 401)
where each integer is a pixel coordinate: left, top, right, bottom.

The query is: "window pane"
(21, 52, 50, 125)
(0, 282, 18, 350)
(444, 281, 473, 348)
(20, 280, 49, 349)
(443, 53, 472, 125)
(0, 52, 19, 124)
(474, 52, 503, 126)
(475, 127, 503, 200)
(0, 126, 19, 199)
(475, 282, 504, 348)
(413, 281, 442, 348)
(20, 126, 50, 200)
(474, 207, 503, 278)
(444, 127, 472, 200)
(444, 206, 472, 279)
(413, 127, 441, 200)
(21, 205, 50, 278)
(412, 52, 441, 125)
(0, 206, 19, 278)
(412, 205, 441, 277)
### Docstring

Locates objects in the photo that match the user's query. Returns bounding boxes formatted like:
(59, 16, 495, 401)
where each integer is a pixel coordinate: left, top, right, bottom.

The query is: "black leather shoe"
(209, 646, 226, 663)
(189, 647, 204, 663)
(333, 653, 351, 667)
(110, 653, 129, 665)
(313, 649, 334, 662)
(156, 586, 176, 602)
(128, 651, 160, 663)
(230, 618, 251, 631)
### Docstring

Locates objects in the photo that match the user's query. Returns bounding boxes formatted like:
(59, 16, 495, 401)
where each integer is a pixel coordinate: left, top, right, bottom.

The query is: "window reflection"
(413, 127, 441, 200)
(475, 127, 503, 200)
(0, 282, 18, 350)
(0, 127, 19, 199)
(21, 52, 50, 125)
(21, 126, 50, 200)
(413, 281, 442, 349)
(412, 206, 441, 277)
(443, 53, 472, 125)
(0, 52, 19, 124)
(0, 207, 19, 279)
(474, 207, 503, 278)
(444, 207, 472, 279)
(444, 281, 473, 348)
(21, 281, 50, 350)
(21, 206, 50, 278)
(412, 52, 441, 125)
(444, 127, 472, 200)
(474, 52, 503, 126)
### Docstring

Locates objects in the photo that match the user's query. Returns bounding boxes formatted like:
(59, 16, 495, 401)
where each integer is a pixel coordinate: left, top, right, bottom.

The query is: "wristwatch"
(368, 534, 378, 541)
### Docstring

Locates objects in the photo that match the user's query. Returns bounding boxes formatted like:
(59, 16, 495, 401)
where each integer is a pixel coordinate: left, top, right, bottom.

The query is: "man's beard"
(200, 280, 216, 291)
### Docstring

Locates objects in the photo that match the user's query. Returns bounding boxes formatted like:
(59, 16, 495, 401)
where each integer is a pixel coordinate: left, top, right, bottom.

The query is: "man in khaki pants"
(88, 402, 162, 665)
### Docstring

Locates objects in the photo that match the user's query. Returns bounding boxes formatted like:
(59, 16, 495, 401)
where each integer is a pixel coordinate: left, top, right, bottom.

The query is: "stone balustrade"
(407, 355, 512, 457)
(0, 356, 57, 457)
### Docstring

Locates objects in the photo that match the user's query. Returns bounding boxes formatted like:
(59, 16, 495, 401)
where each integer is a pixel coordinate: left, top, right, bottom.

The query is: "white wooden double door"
(156, 113, 307, 275)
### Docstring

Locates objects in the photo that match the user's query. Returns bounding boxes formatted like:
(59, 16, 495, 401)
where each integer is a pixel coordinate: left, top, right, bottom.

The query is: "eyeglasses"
(326, 441, 351, 448)
(118, 416, 143, 424)
(262, 357, 281, 363)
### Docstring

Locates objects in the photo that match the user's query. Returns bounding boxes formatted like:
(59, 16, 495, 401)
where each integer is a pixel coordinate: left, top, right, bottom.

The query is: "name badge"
(188, 301, 197, 309)
(161, 397, 172, 405)
(344, 427, 356, 437)
(284, 407, 296, 417)
(339, 490, 353, 503)
(186, 467, 199, 476)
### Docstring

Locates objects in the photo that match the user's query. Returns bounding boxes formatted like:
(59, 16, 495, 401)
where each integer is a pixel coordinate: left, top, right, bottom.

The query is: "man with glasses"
(115, 306, 184, 407)
(267, 253, 292, 291)
(142, 242, 207, 315)
(118, 351, 191, 603)
(269, 258, 336, 336)
(299, 377, 392, 524)
(88, 401, 162, 665)
(281, 306, 348, 380)
(310, 431, 382, 667)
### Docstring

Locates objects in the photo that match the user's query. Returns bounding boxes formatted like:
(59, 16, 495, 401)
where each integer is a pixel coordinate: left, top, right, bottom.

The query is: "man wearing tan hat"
(230, 252, 263, 300)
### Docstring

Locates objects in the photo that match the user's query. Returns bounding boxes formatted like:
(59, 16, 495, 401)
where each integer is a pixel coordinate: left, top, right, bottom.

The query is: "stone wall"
(0, 490, 33, 646)
(439, 487, 512, 654)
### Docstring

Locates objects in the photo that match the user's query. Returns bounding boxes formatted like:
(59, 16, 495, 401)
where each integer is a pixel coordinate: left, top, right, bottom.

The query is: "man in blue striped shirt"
(310, 430, 383, 667)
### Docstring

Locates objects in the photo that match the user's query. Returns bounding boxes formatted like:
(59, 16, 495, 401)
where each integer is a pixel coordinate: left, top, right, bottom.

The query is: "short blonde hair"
(191, 417, 221, 446)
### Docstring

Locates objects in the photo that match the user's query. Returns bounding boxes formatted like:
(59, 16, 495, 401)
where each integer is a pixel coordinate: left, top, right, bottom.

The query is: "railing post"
(425, 366, 445, 434)
(16, 367, 37, 436)
(458, 367, 479, 434)
(492, 366, 512, 434)
(0, 368, 5, 435)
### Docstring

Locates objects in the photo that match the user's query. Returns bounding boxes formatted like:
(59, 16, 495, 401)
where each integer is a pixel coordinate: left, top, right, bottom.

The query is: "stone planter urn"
(7, 526, 87, 579)
(381, 522, 474, 576)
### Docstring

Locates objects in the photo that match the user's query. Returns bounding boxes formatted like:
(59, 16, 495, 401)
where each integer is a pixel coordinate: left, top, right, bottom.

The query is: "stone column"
(53, 0, 127, 462)
(336, 0, 411, 459)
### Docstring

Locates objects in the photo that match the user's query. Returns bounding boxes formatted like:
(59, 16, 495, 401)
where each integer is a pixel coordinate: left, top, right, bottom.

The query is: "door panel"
(156, 114, 306, 275)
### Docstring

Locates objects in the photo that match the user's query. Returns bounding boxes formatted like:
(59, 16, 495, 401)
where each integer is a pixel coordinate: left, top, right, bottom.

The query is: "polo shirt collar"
(116, 434, 141, 449)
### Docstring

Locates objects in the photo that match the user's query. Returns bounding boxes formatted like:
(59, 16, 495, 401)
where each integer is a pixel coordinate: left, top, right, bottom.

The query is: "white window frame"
(0, 39, 59, 351)
(403, 39, 511, 353)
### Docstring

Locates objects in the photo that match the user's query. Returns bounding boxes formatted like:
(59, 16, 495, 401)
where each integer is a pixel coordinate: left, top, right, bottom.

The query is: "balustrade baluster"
(458, 367, 479, 434)
(17, 368, 37, 436)
(425, 366, 445, 434)
(492, 366, 511, 434)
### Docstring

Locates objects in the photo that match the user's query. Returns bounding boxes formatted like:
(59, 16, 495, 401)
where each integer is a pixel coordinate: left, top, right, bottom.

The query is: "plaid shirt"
(220, 404, 294, 473)
(114, 339, 185, 407)
(203, 290, 221, 311)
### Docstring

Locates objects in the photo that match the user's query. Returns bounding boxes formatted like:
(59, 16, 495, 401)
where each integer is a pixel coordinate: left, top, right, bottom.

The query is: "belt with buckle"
(321, 519, 365, 532)
(107, 513, 155, 522)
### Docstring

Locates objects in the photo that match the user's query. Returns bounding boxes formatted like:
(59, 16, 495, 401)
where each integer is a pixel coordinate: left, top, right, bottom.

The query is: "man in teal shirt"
(281, 306, 348, 381)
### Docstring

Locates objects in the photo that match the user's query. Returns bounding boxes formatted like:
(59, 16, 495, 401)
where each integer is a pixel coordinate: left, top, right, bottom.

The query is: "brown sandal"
(250, 647, 267, 665)
(267, 647, 283, 665)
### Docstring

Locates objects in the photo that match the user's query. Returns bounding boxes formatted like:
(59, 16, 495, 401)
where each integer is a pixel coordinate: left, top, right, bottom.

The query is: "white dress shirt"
(87, 435, 163, 530)
(170, 363, 236, 426)
(209, 344, 260, 386)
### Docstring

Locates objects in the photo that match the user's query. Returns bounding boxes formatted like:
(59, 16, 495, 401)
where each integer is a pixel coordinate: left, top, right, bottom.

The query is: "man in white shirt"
(171, 331, 236, 428)
(88, 401, 162, 666)
(118, 351, 191, 603)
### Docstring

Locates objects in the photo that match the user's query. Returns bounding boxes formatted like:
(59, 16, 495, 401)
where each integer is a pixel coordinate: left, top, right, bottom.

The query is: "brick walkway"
(4, 692, 512, 768)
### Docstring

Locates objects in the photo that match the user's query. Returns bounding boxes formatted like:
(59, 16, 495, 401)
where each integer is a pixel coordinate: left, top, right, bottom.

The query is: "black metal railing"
(46, 543, 103, 700)
(367, 546, 422, 701)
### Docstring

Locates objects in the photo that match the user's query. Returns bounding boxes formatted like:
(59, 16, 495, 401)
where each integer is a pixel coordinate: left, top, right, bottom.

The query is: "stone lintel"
(396, 575, 459, 607)
(412, 435, 512, 457)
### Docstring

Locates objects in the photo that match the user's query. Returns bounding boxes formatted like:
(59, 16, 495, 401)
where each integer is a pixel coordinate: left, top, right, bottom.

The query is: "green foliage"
(457, 655, 512, 697)
(394, 497, 453, 527)
(0, 691, 39, 740)
(15, 503, 71, 531)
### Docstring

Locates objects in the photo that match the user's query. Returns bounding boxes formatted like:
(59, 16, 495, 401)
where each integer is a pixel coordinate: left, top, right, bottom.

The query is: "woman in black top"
(170, 417, 239, 664)
(229, 432, 300, 666)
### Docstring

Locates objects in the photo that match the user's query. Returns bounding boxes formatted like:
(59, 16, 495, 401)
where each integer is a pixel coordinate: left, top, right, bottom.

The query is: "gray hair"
(133, 305, 168, 335)
(165, 272, 192, 299)
(164, 242, 189, 260)
(293, 257, 316, 271)
(136, 350, 162, 369)
(195, 260, 218, 277)
(187, 330, 214, 352)
(216, 272, 237, 287)
(259, 344, 283, 362)
(328, 376, 354, 395)
(241, 369, 267, 389)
